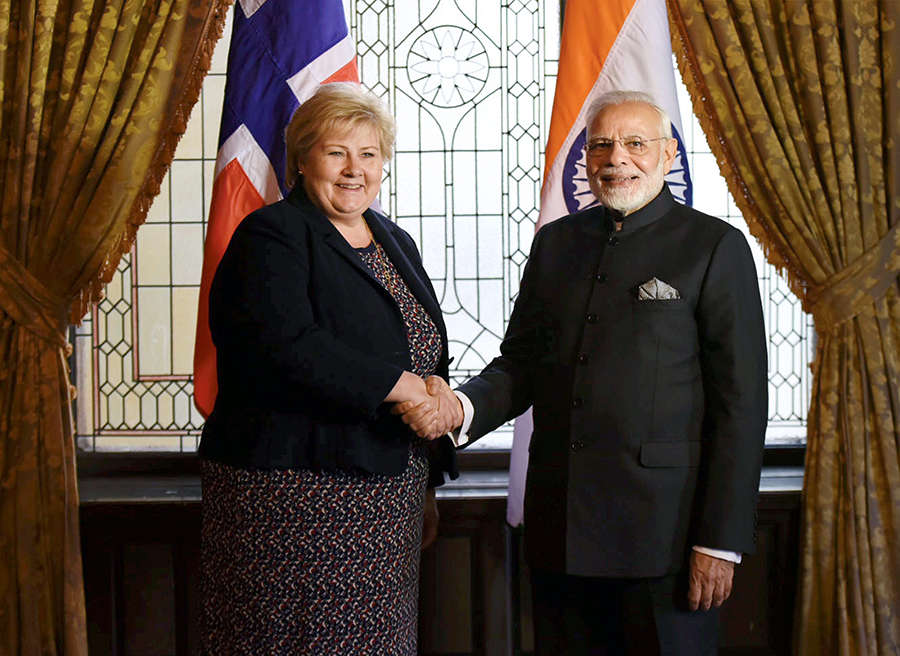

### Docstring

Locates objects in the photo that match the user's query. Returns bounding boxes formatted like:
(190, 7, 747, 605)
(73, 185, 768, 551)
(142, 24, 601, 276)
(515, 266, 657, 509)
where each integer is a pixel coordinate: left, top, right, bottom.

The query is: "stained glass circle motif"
(407, 26, 489, 108)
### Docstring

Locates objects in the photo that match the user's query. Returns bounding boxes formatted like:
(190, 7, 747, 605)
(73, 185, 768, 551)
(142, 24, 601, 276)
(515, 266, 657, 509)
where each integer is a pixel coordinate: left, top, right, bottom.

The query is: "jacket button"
(595, 272, 608, 282)
(571, 397, 583, 408)
(608, 236, 619, 246)
(570, 440, 585, 451)
(577, 353, 588, 364)
(586, 313, 598, 323)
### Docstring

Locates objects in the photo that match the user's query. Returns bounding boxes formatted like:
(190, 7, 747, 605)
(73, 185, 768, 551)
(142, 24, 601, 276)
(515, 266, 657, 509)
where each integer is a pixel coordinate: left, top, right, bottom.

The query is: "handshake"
(391, 375, 464, 440)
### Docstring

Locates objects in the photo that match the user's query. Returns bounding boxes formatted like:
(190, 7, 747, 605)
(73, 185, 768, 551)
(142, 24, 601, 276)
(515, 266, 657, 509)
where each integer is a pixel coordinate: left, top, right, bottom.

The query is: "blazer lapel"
(365, 210, 446, 336)
(291, 188, 391, 294)
(288, 186, 443, 332)
(320, 224, 383, 286)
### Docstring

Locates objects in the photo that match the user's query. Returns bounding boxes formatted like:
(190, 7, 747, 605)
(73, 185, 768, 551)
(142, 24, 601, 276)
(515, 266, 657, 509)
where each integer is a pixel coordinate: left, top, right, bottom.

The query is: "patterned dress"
(201, 239, 441, 655)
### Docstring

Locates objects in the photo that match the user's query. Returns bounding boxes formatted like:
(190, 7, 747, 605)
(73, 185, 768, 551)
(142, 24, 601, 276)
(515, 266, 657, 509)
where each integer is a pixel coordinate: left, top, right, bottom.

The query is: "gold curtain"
(667, 1, 899, 654)
(0, 0, 230, 652)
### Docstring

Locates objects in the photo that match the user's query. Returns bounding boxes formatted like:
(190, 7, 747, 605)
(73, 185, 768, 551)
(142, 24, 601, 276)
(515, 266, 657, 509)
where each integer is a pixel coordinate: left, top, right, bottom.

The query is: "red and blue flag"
(193, 0, 358, 417)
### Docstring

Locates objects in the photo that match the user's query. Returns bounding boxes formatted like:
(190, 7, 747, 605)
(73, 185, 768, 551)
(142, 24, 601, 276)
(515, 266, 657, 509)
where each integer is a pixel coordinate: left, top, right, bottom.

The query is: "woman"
(199, 82, 458, 654)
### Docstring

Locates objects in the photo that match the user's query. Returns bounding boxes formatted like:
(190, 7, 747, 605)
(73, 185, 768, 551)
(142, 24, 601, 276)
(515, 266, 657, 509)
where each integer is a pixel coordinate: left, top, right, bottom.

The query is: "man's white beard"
(592, 156, 666, 215)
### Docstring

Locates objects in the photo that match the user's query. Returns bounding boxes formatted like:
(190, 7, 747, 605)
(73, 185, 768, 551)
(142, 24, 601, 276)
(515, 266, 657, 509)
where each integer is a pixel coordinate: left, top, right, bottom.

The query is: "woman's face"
(300, 121, 383, 223)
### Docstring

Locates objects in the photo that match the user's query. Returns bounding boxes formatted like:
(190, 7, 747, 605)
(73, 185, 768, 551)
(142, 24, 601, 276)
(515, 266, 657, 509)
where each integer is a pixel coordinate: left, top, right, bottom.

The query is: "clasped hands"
(392, 375, 463, 440)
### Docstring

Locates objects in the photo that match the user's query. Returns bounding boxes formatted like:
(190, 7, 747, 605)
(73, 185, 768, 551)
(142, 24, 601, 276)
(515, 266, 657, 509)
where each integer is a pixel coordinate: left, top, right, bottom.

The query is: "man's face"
(585, 102, 678, 215)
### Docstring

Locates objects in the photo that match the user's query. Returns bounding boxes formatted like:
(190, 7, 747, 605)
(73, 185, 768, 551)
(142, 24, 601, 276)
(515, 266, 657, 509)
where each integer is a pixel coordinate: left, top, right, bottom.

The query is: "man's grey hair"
(584, 90, 672, 140)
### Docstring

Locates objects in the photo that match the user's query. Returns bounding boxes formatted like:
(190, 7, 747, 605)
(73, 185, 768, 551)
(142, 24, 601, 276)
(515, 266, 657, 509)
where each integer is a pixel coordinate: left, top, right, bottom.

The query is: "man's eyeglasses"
(584, 137, 668, 157)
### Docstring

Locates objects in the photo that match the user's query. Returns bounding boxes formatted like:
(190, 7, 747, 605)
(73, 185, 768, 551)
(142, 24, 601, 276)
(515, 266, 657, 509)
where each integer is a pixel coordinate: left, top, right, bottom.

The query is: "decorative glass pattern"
(673, 76, 813, 445)
(73, 8, 232, 451)
(74, 2, 810, 452)
(355, 0, 560, 448)
(407, 26, 490, 107)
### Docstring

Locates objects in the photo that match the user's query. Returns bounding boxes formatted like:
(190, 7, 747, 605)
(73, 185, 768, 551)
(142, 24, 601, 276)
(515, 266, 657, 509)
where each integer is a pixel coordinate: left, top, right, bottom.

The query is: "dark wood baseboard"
(80, 470, 801, 655)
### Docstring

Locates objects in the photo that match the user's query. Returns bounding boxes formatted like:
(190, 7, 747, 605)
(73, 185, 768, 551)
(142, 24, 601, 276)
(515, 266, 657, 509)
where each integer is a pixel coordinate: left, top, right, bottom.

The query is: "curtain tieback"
(0, 240, 69, 349)
(806, 220, 900, 332)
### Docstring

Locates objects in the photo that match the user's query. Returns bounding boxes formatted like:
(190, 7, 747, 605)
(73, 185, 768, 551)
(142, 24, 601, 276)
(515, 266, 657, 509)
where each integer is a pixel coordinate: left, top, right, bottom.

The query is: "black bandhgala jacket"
(459, 186, 767, 576)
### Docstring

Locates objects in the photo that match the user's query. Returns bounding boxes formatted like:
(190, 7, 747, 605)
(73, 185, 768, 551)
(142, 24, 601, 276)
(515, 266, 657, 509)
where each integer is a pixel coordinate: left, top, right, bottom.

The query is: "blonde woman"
(199, 82, 459, 654)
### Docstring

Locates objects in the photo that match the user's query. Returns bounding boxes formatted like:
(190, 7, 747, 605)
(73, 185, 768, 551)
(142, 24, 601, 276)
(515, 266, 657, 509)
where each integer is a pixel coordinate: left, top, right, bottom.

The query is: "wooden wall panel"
(81, 504, 202, 656)
(420, 537, 474, 653)
(719, 495, 800, 656)
(80, 484, 799, 656)
(121, 544, 177, 656)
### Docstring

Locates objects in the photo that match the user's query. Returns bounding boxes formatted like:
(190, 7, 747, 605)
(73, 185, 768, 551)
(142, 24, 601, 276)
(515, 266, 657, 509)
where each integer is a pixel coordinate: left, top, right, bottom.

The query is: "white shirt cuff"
(448, 391, 474, 446)
(692, 546, 742, 564)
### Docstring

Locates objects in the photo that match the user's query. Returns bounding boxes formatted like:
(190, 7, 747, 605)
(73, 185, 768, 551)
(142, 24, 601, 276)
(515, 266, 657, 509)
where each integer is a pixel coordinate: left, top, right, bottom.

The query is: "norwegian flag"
(193, 0, 358, 417)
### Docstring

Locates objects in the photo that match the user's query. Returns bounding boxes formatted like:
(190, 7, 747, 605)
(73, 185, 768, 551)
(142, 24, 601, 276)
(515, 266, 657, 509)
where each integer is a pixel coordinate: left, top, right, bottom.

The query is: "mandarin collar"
(606, 184, 675, 234)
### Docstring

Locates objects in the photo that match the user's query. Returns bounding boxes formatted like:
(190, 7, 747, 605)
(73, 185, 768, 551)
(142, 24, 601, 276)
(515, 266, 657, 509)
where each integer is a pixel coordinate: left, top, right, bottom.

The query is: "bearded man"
(398, 90, 768, 655)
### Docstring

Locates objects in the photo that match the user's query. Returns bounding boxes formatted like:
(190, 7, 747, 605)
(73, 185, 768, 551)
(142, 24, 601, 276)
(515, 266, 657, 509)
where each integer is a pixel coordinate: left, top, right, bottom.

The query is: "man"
(400, 90, 767, 655)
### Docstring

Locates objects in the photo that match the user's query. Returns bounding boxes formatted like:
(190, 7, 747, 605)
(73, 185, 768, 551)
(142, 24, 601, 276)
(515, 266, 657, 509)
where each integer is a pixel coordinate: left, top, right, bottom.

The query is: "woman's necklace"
(369, 239, 393, 287)
(361, 224, 399, 291)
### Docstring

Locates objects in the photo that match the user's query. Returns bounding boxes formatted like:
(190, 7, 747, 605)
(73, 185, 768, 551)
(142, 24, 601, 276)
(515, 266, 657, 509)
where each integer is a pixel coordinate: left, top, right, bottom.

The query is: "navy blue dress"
(201, 239, 441, 655)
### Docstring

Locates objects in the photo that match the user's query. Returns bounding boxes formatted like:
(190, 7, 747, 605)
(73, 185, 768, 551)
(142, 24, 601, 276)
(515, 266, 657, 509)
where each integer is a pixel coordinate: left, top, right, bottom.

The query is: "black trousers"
(530, 569, 719, 656)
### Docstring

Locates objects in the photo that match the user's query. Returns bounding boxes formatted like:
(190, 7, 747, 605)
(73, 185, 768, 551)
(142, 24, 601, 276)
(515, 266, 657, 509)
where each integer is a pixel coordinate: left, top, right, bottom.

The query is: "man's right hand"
(392, 375, 463, 439)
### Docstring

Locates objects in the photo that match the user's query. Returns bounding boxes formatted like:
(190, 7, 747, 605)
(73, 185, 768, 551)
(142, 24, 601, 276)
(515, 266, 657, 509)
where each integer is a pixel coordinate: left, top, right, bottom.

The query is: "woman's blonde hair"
(284, 82, 396, 188)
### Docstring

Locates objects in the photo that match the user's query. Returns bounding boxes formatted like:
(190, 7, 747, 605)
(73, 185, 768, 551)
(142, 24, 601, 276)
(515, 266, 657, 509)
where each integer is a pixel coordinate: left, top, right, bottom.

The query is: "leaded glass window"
(74, 1, 810, 452)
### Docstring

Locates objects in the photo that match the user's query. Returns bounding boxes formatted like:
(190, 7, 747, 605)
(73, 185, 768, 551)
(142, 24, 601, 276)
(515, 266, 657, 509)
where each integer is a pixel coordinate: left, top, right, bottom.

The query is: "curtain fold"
(0, 0, 230, 652)
(667, 1, 899, 654)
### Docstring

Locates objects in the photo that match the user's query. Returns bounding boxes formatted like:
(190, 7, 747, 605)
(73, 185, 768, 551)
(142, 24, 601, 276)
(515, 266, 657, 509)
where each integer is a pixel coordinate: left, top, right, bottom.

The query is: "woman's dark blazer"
(199, 184, 457, 486)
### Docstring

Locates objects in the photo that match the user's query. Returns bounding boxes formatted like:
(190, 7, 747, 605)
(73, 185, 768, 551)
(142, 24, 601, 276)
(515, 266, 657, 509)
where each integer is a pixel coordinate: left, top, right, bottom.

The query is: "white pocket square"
(637, 277, 681, 300)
